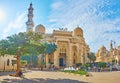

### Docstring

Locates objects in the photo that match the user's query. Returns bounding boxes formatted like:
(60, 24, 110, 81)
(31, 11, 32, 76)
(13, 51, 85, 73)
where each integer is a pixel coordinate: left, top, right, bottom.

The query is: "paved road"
(0, 70, 120, 83)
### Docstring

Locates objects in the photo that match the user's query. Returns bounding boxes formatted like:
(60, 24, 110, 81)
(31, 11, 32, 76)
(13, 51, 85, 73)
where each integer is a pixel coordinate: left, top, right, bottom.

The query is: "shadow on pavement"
(0, 70, 32, 76)
(1, 77, 88, 83)
(0, 72, 16, 76)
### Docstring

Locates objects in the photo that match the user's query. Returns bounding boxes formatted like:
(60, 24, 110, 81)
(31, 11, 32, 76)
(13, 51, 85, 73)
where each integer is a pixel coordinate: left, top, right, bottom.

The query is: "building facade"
(26, 3, 90, 68)
(35, 25, 90, 68)
(96, 45, 113, 63)
(96, 41, 120, 65)
(0, 55, 17, 71)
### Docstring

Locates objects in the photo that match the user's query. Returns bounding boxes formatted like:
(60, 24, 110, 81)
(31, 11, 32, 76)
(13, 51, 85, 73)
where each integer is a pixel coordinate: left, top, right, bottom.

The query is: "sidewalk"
(0, 70, 120, 83)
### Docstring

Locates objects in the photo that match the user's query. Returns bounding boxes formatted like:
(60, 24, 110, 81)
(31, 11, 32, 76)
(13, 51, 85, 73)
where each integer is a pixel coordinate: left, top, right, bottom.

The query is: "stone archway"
(59, 53, 66, 67)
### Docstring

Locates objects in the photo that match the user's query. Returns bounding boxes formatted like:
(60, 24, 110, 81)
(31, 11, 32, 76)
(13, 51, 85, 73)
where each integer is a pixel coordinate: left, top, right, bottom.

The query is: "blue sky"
(0, 0, 120, 52)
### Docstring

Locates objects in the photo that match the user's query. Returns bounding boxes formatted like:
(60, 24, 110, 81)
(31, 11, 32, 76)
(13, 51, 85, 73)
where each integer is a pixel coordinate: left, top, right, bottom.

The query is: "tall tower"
(110, 40, 113, 50)
(26, 3, 34, 32)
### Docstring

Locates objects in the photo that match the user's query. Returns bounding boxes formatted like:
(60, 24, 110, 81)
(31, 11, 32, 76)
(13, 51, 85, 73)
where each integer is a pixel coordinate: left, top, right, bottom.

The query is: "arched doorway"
(59, 48, 66, 67)
(59, 58, 64, 66)
(59, 55, 66, 67)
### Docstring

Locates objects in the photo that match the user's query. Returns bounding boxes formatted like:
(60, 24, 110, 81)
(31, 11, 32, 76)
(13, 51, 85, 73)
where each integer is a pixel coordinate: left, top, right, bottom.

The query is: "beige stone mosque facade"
(26, 3, 90, 68)
(39, 25, 90, 68)
(96, 41, 120, 65)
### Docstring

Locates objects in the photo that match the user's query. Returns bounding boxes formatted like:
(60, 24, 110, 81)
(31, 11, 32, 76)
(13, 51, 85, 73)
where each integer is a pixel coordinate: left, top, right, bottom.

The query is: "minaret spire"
(110, 40, 113, 50)
(26, 3, 34, 32)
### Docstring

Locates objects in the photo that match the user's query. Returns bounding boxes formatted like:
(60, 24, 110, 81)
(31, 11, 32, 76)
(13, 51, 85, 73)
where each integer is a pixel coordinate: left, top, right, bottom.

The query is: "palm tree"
(45, 43, 57, 55)
(37, 43, 57, 70)
(44, 43, 57, 65)
(88, 52, 96, 63)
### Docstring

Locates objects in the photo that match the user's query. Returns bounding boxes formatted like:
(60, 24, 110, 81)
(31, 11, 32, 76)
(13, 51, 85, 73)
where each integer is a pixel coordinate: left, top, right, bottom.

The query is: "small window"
(12, 60, 17, 66)
(7, 59, 10, 66)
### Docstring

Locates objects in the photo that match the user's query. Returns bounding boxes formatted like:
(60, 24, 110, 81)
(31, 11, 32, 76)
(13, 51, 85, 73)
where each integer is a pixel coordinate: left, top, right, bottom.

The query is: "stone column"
(84, 48, 86, 64)
(46, 54, 49, 68)
(54, 41, 59, 68)
(81, 45, 84, 64)
(83, 48, 85, 64)
(69, 44, 73, 66)
(76, 44, 79, 63)
(54, 51, 59, 68)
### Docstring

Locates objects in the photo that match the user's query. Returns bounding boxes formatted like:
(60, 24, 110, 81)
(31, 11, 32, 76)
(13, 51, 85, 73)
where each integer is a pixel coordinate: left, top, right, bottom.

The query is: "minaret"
(110, 40, 113, 50)
(26, 3, 34, 32)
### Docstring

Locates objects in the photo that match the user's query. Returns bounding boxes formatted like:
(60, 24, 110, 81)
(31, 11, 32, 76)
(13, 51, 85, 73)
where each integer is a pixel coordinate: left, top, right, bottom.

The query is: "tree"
(88, 52, 96, 63)
(43, 43, 57, 67)
(21, 55, 38, 67)
(34, 42, 57, 70)
(0, 32, 45, 76)
(45, 43, 57, 61)
(44, 43, 57, 55)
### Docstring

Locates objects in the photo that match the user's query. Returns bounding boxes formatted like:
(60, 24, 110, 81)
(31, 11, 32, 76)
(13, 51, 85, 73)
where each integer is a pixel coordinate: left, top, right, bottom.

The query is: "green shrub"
(41, 62, 46, 66)
(61, 70, 87, 75)
(85, 63, 91, 67)
(76, 63, 82, 67)
(98, 62, 106, 68)
(49, 62, 54, 65)
(112, 60, 115, 63)
(78, 70, 87, 75)
(80, 65, 87, 71)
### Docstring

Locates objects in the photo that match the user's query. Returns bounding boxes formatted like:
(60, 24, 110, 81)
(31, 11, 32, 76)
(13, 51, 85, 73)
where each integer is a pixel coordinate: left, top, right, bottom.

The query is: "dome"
(73, 26, 83, 37)
(35, 24, 45, 34)
(100, 45, 106, 51)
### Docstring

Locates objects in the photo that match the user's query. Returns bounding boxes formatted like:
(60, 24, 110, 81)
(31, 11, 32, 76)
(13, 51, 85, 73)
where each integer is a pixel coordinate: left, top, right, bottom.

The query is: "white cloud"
(47, 0, 120, 52)
(51, 1, 63, 10)
(48, 19, 57, 23)
(3, 11, 27, 38)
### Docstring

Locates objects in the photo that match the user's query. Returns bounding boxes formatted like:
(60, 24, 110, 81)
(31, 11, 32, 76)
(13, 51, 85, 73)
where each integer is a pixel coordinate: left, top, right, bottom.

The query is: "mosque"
(96, 41, 120, 65)
(1, 3, 119, 71)
(26, 3, 90, 68)
(0, 3, 90, 71)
